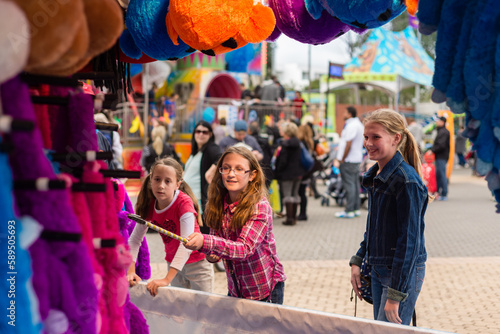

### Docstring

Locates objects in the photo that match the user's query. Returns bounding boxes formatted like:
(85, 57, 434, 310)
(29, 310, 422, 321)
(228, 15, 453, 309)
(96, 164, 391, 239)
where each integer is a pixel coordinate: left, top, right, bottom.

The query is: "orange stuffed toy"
(166, 0, 276, 56)
(405, 0, 419, 16)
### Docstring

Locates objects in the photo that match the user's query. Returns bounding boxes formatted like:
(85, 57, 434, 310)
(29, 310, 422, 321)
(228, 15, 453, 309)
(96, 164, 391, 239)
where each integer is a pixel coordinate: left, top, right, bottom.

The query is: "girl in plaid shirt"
(186, 146, 286, 303)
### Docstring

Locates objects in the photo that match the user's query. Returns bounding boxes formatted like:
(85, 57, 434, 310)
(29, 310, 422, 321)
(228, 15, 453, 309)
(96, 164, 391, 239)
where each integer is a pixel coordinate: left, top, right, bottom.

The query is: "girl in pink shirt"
(186, 146, 286, 303)
(128, 158, 214, 295)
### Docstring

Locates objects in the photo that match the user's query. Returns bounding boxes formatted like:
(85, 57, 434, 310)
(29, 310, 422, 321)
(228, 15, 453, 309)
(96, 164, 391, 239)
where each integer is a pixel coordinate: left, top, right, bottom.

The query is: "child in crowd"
(185, 146, 286, 304)
(127, 158, 213, 295)
(350, 109, 428, 325)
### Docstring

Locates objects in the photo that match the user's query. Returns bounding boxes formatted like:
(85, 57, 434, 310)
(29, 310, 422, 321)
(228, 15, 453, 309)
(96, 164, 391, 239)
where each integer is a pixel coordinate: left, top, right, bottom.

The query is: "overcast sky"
(273, 32, 355, 78)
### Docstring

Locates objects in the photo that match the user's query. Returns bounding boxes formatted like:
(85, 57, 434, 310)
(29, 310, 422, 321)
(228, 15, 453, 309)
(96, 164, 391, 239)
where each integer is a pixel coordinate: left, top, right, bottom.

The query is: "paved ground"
(133, 167, 500, 334)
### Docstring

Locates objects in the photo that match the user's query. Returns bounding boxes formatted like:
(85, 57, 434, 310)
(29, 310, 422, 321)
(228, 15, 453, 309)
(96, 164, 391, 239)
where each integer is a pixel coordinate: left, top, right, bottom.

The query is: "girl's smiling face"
(150, 165, 181, 209)
(221, 153, 255, 203)
(363, 121, 401, 171)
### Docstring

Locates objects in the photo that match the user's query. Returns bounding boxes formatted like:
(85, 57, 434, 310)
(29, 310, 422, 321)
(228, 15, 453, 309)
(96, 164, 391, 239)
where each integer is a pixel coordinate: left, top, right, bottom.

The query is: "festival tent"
(322, 26, 435, 110)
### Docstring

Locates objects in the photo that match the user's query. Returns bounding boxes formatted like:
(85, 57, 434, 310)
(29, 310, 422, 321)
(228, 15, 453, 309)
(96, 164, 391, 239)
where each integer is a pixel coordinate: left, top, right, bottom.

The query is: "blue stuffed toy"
(0, 137, 41, 334)
(463, 0, 500, 122)
(445, 0, 483, 115)
(305, 0, 406, 29)
(417, 0, 445, 35)
(494, 34, 500, 141)
(119, 0, 195, 61)
(428, 0, 500, 211)
(430, 0, 469, 104)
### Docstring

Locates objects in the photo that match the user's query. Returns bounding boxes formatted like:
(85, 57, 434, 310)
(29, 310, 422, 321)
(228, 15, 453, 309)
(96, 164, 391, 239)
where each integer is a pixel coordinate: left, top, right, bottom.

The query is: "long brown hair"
(297, 124, 314, 152)
(135, 157, 202, 225)
(204, 146, 268, 231)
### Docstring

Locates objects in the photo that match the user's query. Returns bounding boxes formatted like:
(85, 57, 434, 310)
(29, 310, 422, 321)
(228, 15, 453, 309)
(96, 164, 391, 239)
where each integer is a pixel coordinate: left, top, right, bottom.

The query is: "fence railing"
(113, 97, 325, 146)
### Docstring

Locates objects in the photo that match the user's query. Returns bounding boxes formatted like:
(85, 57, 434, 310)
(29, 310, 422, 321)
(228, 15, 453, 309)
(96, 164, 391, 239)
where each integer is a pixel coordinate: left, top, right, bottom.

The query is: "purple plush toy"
(269, 0, 364, 45)
(1, 76, 98, 333)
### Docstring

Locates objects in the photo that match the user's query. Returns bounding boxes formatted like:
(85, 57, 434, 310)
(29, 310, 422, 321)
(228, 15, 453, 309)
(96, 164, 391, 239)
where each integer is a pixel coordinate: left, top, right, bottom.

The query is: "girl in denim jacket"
(350, 109, 429, 325)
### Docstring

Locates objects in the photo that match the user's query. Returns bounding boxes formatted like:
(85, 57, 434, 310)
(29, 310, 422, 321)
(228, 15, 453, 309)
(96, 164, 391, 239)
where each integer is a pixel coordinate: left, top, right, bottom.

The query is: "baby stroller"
(320, 166, 346, 206)
(320, 161, 370, 208)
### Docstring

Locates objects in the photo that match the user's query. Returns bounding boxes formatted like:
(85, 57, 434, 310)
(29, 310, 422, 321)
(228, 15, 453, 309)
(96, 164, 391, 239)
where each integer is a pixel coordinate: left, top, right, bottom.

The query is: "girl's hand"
(384, 299, 402, 324)
(146, 278, 170, 297)
(350, 265, 363, 301)
(127, 272, 141, 287)
(206, 254, 220, 263)
(185, 233, 204, 251)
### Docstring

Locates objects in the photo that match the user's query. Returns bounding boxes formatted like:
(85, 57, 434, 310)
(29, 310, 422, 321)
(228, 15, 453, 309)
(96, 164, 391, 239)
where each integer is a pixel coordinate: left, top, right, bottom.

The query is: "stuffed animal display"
(11, 0, 123, 76)
(269, 0, 365, 45)
(166, 0, 276, 56)
(305, 0, 406, 29)
(120, 0, 195, 61)
(1, 76, 98, 333)
(418, 0, 500, 212)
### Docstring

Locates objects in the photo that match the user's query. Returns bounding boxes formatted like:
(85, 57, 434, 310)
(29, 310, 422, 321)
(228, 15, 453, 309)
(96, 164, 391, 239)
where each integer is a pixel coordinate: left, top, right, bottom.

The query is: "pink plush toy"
(2, 76, 97, 333)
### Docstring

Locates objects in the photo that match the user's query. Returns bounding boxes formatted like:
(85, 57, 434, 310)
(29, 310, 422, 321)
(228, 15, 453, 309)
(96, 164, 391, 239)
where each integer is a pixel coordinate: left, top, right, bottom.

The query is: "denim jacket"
(350, 151, 428, 302)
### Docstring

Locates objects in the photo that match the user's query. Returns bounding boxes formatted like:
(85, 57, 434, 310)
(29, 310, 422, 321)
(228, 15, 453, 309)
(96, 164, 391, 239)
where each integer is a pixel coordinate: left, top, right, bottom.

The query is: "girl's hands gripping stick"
(127, 214, 188, 244)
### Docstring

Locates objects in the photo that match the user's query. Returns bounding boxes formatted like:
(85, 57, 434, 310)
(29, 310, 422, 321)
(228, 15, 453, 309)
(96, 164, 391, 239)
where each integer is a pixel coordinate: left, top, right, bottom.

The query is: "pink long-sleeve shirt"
(201, 196, 286, 300)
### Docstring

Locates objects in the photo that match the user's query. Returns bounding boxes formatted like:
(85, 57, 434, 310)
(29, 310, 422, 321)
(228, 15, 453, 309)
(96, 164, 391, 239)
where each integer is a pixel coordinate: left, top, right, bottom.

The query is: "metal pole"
(308, 45, 312, 102)
(142, 63, 149, 146)
(325, 76, 329, 135)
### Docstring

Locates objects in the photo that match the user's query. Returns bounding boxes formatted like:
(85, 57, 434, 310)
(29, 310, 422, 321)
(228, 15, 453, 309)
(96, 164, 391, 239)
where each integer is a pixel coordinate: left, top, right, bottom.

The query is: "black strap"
(229, 261, 242, 298)
(41, 230, 82, 242)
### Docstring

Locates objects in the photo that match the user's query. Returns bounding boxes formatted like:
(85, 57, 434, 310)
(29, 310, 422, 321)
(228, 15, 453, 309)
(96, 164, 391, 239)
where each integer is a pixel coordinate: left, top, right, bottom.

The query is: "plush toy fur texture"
(445, 0, 481, 115)
(305, 0, 406, 29)
(270, 0, 357, 45)
(14, 0, 123, 76)
(120, 0, 194, 61)
(0, 2, 30, 84)
(115, 181, 151, 279)
(11, 0, 85, 71)
(463, 0, 500, 121)
(430, 0, 469, 104)
(417, 0, 444, 35)
(405, 0, 418, 16)
(166, 0, 276, 56)
(1, 76, 97, 333)
(428, 0, 500, 208)
(0, 138, 39, 334)
(266, 25, 282, 42)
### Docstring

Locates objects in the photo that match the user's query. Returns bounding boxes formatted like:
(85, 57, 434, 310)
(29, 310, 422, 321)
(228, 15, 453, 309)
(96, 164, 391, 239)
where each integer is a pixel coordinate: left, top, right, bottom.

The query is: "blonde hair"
(280, 121, 298, 138)
(297, 124, 314, 151)
(363, 109, 423, 179)
(204, 146, 267, 231)
(151, 126, 167, 156)
(135, 157, 202, 226)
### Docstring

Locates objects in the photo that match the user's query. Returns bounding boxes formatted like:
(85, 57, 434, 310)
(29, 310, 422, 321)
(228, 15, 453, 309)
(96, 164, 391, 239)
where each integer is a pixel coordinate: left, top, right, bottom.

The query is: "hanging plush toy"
(166, 0, 276, 56)
(0, 137, 40, 334)
(14, 0, 123, 76)
(463, 0, 500, 122)
(405, 0, 419, 16)
(429, 0, 469, 104)
(269, 0, 364, 45)
(416, 0, 444, 35)
(120, 0, 195, 61)
(2, 76, 98, 334)
(0, 1, 29, 84)
(305, 0, 406, 29)
(444, 0, 482, 115)
(10, 0, 85, 72)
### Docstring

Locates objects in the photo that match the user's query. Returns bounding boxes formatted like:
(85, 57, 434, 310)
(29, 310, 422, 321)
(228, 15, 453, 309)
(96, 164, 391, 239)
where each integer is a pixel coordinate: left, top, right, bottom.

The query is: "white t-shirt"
(336, 117, 364, 163)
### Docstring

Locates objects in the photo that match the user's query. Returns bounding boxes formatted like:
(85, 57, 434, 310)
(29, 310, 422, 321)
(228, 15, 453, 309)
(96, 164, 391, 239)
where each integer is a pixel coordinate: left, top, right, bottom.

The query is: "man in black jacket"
(431, 116, 451, 201)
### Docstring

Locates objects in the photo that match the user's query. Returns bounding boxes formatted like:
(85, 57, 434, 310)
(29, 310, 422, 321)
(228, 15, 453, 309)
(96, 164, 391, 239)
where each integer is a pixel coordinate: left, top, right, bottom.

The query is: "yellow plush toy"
(166, 0, 276, 56)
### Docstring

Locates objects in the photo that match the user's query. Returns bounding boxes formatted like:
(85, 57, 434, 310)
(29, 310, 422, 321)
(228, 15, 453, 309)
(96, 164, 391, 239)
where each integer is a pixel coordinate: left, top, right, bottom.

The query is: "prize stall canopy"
(322, 27, 435, 110)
